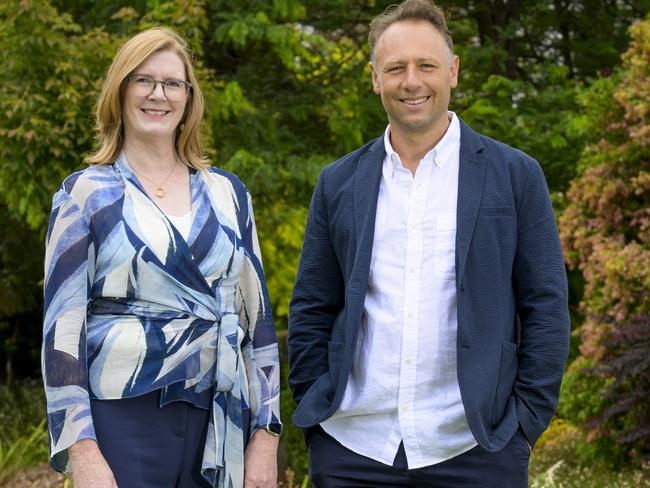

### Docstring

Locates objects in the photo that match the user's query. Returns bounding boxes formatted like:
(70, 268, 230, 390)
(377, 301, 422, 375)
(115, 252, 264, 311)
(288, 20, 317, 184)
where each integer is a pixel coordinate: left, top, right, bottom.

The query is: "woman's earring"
(179, 123, 186, 131)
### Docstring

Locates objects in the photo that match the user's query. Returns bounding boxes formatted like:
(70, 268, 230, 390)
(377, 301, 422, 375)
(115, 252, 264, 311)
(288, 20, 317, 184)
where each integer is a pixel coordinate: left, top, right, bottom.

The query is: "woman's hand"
(69, 439, 118, 488)
(244, 429, 279, 488)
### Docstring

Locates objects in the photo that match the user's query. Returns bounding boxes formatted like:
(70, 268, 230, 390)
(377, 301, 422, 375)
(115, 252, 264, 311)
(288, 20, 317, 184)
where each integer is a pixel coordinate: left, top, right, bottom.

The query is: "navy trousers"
(90, 390, 212, 488)
(308, 426, 530, 488)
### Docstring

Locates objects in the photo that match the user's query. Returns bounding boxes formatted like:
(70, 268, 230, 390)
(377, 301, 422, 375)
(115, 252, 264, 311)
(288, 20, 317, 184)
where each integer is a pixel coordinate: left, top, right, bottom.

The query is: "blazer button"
(460, 283, 465, 292)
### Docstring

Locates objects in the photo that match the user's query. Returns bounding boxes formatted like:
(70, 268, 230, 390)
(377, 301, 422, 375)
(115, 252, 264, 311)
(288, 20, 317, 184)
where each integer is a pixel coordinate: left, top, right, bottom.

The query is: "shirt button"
(405, 358, 412, 365)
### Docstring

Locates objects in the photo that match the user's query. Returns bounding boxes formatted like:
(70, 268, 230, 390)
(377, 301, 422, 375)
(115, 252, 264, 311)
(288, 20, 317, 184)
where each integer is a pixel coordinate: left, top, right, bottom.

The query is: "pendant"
(155, 187, 166, 198)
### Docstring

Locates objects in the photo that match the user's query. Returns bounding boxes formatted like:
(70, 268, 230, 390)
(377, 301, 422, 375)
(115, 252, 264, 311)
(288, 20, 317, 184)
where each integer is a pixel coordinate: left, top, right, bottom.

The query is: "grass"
(0, 419, 49, 485)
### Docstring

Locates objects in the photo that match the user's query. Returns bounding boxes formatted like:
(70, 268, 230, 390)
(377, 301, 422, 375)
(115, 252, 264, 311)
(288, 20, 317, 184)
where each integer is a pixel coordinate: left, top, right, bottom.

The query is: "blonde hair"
(86, 27, 208, 169)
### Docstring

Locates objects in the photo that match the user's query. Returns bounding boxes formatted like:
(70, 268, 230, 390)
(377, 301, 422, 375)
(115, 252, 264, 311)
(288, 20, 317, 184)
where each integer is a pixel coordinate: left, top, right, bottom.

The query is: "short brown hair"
(368, 0, 453, 62)
(86, 27, 208, 169)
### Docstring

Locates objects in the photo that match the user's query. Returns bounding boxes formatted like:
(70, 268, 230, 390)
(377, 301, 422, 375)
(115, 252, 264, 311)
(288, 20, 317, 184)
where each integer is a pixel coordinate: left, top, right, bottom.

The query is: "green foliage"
(200, 0, 384, 323)
(594, 315, 650, 464)
(1, 0, 649, 478)
(0, 379, 47, 443)
(0, 1, 119, 229)
(556, 358, 629, 466)
(530, 458, 650, 487)
(279, 470, 310, 488)
(458, 70, 584, 191)
(560, 15, 650, 340)
(0, 420, 49, 485)
(2, 0, 646, 365)
(0, 211, 41, 317)
(441, 0, 649, 191)
(0, 380, 49, 483)
(569, 75, 624, 172)
(559, 13, 650, 462)
(280, 379, 308, 481)
(558, 357, 610, 427)
(258, 205, 307, 322)
(529, 419, 648, 487)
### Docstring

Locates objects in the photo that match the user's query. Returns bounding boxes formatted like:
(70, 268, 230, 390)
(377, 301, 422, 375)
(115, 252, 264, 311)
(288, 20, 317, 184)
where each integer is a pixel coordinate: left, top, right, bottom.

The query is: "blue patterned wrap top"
(42, 154, 281, 487)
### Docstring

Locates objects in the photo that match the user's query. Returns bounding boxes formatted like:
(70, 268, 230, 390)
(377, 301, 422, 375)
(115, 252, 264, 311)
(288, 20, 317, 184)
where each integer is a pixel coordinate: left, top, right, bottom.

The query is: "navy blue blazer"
(288, 119, 570, 450)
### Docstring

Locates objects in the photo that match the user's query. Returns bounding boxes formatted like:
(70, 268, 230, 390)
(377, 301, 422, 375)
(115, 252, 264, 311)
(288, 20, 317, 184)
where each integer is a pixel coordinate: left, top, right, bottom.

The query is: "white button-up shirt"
(321, 113, 477, 468)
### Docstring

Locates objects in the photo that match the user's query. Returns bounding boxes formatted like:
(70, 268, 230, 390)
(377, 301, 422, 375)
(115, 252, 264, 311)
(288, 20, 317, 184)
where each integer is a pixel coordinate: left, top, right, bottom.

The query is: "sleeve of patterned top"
(42, 185, 96, 473)
(238, 191, 282, 437)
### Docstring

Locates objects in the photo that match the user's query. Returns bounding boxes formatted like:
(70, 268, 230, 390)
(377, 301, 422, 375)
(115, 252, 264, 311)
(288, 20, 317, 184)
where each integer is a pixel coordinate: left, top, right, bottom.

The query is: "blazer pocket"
(491, 341, 519, 425)
(478, 206, 515, 217)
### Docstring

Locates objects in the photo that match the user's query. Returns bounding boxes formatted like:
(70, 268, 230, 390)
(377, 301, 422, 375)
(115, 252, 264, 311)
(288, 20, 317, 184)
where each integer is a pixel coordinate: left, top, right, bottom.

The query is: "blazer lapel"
(456, 120, 488, 280)
(350, 137, 384, 303)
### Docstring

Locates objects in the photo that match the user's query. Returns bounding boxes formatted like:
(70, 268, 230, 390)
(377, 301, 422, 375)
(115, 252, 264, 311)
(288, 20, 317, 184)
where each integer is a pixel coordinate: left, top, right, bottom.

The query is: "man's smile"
(400, 96, 431, 105)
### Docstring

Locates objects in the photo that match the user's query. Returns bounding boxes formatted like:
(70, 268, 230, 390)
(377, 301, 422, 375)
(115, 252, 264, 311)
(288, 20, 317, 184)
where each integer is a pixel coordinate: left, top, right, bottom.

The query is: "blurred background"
(0, 0, 648, 486)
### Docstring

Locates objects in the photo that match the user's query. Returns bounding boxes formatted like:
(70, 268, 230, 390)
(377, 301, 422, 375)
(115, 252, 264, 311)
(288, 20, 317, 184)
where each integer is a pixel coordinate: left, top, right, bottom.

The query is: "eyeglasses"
(127, 75, 192, 101)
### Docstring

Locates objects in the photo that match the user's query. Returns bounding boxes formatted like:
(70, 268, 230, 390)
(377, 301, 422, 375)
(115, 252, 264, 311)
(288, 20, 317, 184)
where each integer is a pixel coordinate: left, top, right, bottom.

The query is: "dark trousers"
(308, 427, 530, 488)
(90, 390, 212, 488)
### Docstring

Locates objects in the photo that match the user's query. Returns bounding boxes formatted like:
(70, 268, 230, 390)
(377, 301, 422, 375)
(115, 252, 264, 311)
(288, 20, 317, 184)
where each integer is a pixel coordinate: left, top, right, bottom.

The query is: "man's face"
(371, 20, 459, 138)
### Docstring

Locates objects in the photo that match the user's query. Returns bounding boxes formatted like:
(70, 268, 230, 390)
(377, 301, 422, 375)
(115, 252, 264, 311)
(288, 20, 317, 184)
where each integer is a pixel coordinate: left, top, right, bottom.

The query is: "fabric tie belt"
(201, 313, 248, 488)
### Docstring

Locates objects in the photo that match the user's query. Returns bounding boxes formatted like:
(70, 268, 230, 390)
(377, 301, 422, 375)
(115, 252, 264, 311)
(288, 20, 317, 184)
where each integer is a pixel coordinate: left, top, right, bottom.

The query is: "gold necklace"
(131, 161, 178, 198)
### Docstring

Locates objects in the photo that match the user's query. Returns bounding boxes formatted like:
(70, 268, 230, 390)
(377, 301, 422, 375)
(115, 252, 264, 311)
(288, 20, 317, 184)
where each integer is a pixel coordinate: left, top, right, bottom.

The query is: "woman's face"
(122, 49, 188, 145)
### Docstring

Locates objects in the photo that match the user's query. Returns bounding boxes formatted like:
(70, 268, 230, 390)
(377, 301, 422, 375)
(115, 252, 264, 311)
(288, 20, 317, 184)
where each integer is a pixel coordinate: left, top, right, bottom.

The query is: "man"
(288, 0, 570, 486)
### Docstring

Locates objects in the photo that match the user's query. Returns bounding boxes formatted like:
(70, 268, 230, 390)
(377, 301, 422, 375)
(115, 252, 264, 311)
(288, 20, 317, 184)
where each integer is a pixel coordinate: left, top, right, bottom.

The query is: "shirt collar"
(383, 111, 460, 176)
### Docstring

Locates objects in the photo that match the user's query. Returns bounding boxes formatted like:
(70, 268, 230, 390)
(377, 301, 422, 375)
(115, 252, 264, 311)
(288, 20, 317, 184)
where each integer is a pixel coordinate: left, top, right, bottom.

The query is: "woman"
(42, 28, 281, 488)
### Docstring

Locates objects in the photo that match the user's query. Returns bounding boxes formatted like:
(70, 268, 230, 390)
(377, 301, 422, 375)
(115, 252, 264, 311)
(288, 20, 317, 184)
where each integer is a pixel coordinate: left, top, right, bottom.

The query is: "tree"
(1, 0, 649, 478)
(559, 14, 650, 461)
(0, 0, 121, 380)
(2, 0, 646, 343)
(439, 0, 650, 192)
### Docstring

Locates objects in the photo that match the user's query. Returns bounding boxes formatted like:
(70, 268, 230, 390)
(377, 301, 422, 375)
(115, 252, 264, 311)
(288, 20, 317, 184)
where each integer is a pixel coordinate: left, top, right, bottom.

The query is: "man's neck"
(389, 117, 451, 174)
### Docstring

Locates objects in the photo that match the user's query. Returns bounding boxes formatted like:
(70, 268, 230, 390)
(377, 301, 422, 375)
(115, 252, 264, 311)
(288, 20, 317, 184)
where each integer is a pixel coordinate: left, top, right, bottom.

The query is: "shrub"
(0, 379, 47, 443)
(277, 330, 309, 481)
(593, 314, 650, 461)
(0, 419, 49, 485)
(559, 13, 650, 463)
(558, 357, 611, 427)
(530, 419, 650, 487)
(0, 380, 49, 484)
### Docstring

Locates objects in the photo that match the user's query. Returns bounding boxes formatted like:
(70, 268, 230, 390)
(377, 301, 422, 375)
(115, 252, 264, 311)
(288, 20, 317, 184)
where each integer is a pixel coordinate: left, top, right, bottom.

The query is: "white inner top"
(166, 211, 192, 240)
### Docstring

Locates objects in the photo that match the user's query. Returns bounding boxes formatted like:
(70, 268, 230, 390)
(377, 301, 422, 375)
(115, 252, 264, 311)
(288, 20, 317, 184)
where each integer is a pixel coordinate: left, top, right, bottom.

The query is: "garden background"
(0, 0, 648, 486)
